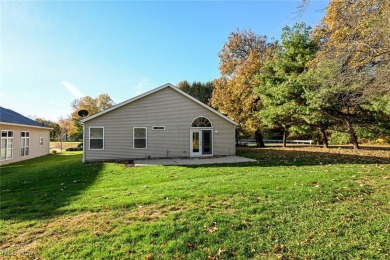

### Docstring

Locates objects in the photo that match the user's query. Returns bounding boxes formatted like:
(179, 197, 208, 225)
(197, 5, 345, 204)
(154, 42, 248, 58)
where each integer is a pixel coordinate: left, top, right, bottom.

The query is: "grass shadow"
(0, 152, 102, 221)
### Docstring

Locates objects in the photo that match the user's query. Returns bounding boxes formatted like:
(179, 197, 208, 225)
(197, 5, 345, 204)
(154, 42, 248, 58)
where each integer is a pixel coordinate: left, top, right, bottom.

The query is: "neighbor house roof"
(81, 83, 239, 126)
(0, 107, 51, 129)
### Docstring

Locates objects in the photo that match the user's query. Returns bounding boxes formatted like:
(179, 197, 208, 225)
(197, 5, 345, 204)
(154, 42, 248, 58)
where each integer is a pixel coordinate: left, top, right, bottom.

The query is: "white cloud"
(62, 81, 84, 99)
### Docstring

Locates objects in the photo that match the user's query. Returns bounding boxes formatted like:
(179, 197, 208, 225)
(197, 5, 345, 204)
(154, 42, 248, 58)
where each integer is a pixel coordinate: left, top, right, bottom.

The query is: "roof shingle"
(0, 107, 48, 128)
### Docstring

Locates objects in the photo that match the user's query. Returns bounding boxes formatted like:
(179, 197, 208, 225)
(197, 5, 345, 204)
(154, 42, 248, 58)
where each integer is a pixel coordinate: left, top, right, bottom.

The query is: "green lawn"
(1, 148, 389, 259)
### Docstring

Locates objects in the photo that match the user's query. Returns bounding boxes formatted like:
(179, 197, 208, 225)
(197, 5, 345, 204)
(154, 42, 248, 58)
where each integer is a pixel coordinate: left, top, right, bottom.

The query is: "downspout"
(82, 123, 86, 163)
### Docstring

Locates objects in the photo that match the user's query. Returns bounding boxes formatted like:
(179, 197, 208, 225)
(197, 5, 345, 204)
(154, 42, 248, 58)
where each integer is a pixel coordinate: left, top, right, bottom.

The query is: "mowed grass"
(0, 148, 389, 259)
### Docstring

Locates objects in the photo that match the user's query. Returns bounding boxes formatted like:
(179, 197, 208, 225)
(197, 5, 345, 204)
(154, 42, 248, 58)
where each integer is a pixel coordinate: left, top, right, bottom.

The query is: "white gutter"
(0, 122, 53, 130)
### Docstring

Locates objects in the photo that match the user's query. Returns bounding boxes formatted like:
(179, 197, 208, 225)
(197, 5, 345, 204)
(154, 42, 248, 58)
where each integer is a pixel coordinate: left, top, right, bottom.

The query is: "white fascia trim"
(0, 122, 53, 130)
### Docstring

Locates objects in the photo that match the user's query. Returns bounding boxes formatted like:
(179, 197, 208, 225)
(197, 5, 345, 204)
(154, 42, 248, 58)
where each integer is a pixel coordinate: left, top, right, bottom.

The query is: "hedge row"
(65, 147, 83, 151)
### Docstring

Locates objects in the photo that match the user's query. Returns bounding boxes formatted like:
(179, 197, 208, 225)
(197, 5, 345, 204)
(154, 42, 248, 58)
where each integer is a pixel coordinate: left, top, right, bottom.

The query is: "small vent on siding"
(152, 126, 165, 131)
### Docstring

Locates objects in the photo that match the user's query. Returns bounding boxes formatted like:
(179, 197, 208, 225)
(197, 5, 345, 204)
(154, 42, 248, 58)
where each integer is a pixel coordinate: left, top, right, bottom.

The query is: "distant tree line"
(177, 81, 214, 105)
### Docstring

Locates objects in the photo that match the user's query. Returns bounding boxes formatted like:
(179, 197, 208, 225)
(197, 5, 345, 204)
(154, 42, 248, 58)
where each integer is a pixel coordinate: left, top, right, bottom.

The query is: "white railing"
(264, 139, 313, 144)
(237, 139, 313, 145)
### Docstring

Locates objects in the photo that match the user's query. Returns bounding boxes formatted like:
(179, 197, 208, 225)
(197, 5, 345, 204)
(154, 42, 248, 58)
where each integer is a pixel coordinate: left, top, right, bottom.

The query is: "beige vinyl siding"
(84, 87, 236, 162)
(0, 124, 51, 166)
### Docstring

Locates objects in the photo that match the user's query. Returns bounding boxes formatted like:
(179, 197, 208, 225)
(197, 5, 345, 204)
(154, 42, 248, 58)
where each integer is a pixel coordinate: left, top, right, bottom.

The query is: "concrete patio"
(134, 156, 256, 166)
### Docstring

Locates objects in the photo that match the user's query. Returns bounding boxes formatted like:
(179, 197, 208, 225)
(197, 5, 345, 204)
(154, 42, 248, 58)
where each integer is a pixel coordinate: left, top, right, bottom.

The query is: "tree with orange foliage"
(211, 29, 278, 147)
(68, 94, 115, 140)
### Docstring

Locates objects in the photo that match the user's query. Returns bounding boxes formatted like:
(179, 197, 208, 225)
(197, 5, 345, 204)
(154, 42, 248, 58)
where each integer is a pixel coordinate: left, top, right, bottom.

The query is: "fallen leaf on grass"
(217, 248, 226, 256)
(273, 244, 285, 253)
(207, 227, 218, 233)
(312, 182, 320, 188)
(187, 242, 197, 249)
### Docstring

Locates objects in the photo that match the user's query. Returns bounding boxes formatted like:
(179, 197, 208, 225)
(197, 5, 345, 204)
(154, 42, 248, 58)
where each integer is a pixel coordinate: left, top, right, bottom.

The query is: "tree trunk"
(255, 130, 265, 148)
(282, 129, 287, 147)
(319, 128, 329, 148)
(347, 122, 360, 150)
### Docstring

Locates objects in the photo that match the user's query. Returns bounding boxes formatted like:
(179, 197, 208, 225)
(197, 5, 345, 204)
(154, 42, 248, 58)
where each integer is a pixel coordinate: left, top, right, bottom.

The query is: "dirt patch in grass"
(125, 203, 185, 223)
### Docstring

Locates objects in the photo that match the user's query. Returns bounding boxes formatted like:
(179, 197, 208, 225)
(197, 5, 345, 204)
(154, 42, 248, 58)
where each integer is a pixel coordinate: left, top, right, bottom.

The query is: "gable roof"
(0, 107, 51, 129)
(81, 83, 238, 126)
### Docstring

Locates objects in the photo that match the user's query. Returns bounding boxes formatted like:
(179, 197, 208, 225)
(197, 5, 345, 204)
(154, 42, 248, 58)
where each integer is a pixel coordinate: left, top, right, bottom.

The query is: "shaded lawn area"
(0, 148, 389, 259)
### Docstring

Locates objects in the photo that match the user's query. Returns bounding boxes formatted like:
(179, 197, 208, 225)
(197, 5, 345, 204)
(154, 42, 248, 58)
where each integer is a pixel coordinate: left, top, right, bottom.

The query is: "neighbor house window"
(40, 137, 44, 145)
(152, 126, 165, 131)
(89, 127, 104, 150)
(133, 127, 147, 149)
(1, 131, 13, 160)
(21, 131, 30, 156)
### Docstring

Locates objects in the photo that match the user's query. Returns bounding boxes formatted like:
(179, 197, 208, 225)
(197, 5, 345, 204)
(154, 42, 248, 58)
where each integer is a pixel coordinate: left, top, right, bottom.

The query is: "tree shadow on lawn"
(0, 153, 103, 221)
(188, 147, 390, 168)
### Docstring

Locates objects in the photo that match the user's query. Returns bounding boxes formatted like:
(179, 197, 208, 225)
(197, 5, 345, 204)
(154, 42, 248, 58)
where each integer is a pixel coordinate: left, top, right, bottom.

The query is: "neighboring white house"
(81, 83, 238, 162)
(0, 107, 51, 166)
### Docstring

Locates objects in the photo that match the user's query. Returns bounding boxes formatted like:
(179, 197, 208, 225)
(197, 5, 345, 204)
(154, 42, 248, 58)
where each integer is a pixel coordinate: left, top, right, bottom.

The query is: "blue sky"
(1, 0, 329, 121)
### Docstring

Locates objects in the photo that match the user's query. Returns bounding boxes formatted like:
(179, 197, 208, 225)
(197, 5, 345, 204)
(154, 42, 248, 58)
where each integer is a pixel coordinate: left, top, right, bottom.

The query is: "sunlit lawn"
(0, 147, 389, 259)
(49, 141, 82, 153)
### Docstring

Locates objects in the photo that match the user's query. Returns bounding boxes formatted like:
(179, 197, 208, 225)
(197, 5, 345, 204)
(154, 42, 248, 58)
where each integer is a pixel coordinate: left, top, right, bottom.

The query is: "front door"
(190, 129, 213, 157)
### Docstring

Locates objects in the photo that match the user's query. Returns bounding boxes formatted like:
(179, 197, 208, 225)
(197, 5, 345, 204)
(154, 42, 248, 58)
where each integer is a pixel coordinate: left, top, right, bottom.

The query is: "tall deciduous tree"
(58, 116, 74, 141)
(35, 118, 61, 140)
(211, 29, 277, 147)
(70, 94, 115, 140)
(71, 94, 114, 116)
(257, 23, 319, 147)
(306, 0, 390, 149)
(177, 81, 214, 105)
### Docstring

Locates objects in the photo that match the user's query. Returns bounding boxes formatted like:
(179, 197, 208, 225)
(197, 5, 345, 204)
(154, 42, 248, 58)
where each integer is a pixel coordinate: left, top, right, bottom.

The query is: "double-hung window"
(21, 131, 30, 156)
(133, 127, 147, 149)
(1, 131, 13, 160)
(89, 127, 104, 150)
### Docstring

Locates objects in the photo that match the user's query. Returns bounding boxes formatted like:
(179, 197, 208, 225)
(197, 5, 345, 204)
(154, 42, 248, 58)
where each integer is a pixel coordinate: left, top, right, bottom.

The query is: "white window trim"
(1, 130, 13, 161)
(133, 127, 147, 149)
(40, 137, 44, 145)
(89, 127, 104, 150)
(190, 116, 213, 128)
(21, 131, 30, 157)
(190, 129, 214, 157)
(152, 126, 165, 131)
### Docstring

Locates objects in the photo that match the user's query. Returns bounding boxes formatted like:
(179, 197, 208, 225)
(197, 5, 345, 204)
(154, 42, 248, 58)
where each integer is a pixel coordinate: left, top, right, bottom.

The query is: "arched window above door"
(191, 117, 212, 127)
